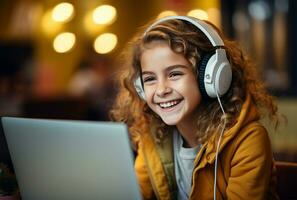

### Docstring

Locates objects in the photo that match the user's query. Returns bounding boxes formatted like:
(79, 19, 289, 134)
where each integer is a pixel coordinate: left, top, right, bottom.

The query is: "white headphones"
(134, 15, 232, 100)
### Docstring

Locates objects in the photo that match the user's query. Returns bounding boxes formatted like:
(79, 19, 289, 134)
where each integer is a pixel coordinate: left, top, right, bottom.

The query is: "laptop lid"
(2, 117, 141, 200)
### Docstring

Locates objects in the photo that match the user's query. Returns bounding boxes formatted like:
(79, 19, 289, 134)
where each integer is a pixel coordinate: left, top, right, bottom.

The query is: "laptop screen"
(2, 117, 141, 200)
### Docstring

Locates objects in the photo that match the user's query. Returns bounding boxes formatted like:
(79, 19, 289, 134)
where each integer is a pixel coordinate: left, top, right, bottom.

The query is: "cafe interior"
(0, 0, 296, 198)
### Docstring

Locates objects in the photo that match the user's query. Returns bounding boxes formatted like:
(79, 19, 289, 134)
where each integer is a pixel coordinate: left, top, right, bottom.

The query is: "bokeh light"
(248, 1, 271, 21)
(157, 10, 178, 19)
(94, 33, 117, 54)
(52, 2, 74, 23)
(187, 9, 209, 20)
(92, 5, 117, 25)
(53, 32, 76, 53)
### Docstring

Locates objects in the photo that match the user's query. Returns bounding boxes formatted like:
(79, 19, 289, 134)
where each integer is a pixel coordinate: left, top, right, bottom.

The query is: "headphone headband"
(144, 15, 224, 47)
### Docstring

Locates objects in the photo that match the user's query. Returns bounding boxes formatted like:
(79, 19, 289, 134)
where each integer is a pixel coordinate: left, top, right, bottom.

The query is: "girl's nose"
(156, 81, 172, 97)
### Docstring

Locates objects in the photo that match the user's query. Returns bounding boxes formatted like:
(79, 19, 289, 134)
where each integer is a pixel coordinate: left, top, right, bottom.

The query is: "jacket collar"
(140, 125, 175, 199)
(194, 92, 260, 167)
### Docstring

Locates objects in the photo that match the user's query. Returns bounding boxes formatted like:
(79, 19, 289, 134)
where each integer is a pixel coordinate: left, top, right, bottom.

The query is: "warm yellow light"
(53, 32, 76, 53)
(187, 9, 209, 20)
(41, 10, 63, 37)
(92, 5, 117, 25)
(83, 11, 105, 36)
(157, 10, 178, 19)
(207, 8, 221, 27)
(94, 33, 117, 54)
(52, 2, 74, 22)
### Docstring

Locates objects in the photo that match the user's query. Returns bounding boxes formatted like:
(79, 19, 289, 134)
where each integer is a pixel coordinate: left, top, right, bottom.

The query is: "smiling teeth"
(159, 100, 179, 108)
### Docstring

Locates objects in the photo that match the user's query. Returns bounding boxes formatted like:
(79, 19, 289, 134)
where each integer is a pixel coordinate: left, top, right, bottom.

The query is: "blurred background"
(0, 0, 296, 166)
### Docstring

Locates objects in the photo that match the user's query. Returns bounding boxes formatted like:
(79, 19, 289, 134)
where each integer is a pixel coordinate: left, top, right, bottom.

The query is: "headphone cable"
(213, 90, 227, 200)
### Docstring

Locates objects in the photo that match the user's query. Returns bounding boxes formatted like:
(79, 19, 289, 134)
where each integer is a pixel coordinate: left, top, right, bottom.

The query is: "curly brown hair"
(110, 17, 280, 147)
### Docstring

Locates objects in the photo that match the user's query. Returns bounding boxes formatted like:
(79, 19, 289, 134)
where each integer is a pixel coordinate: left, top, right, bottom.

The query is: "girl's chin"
(160, 116, 181, 126)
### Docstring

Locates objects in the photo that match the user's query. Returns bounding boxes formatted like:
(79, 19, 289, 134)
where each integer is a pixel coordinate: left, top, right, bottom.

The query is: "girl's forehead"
(139, 40, 168, 59)
(140, 43, 193, 71)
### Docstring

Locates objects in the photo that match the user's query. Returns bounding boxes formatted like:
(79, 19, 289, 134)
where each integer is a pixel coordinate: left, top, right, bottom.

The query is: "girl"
(110, 16, 280, 200)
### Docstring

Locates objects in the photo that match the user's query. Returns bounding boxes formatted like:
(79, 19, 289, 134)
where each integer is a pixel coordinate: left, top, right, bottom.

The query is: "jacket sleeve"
(135, 145, 155, 199)
(226, 125, 275, 200)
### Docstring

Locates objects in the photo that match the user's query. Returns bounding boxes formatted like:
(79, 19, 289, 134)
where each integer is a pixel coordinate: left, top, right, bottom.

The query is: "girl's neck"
(176, 121, 198, 148)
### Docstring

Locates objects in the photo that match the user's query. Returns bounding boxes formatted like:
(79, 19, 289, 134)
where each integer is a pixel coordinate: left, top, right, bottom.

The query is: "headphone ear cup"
(204, 49, 232, 98)
(198, 53, 213, 100)
(134, 76, 146, 101)
(215, 58, 232, 96)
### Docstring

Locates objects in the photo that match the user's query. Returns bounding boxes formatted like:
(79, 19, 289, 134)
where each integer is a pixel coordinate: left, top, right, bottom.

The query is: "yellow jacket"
(134, 93, 279, 200)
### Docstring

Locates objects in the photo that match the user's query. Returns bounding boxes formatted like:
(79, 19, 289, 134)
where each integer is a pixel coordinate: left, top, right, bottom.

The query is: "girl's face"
(140, 42, 201, 126)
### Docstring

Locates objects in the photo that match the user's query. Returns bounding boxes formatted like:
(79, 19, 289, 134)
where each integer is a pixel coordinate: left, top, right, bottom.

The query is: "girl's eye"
(143, 76, 156, 83)
(169, 71, 183, 78)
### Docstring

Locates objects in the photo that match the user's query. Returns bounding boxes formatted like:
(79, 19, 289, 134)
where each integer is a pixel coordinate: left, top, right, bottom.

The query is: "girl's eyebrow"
(142, 64, 189, 76)
(165, 64, 189, 72)
(141, 71, 154, 76)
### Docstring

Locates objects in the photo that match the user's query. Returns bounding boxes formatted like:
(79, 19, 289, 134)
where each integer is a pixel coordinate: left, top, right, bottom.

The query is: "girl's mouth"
(158, 99, 182, 109)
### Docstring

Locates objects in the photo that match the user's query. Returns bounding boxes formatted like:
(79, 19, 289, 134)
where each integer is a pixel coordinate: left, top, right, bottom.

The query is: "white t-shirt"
(173, 130, 201, 200)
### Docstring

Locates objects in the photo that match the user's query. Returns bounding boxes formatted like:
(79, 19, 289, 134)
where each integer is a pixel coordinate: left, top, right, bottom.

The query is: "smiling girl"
(110, 16, 280, 200)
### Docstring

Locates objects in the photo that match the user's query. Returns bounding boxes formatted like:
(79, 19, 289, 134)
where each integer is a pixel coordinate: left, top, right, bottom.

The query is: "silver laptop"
(2, 117, 141, 200)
